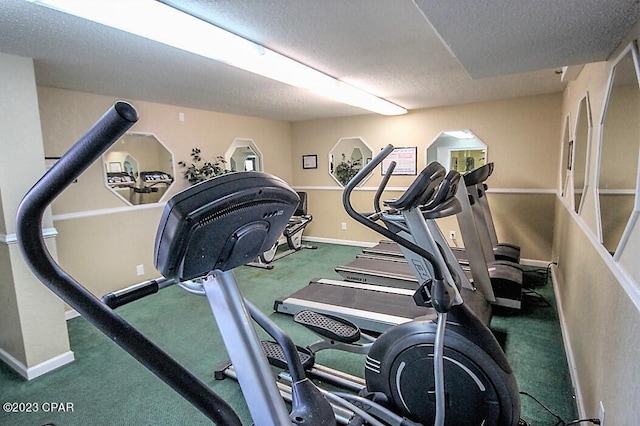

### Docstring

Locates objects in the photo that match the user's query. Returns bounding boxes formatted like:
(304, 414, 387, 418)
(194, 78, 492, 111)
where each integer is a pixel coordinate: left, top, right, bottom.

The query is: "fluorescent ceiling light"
(28, 0, 407, 116)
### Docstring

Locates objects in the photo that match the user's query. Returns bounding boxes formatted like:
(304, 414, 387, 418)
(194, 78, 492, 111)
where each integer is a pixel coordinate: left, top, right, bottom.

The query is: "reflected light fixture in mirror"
(597, 42, 640, 256)
(225, 139, 262, 172)
(102, 133, 175, 206)
(573, 95, 591, 214)
(426, 129, 487, 172)
(329, 137, 373, 186)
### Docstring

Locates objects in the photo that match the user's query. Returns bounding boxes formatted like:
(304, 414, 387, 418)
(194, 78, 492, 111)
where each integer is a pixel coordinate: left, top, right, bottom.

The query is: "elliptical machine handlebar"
(101, 276, 178, 309)
(15, 102, 242, 426)
(373, 160, 396, 214)
(342, 144, 446, 283)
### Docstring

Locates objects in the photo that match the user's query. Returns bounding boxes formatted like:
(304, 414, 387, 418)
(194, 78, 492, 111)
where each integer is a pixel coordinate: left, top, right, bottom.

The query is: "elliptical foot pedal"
(294, 310, 361, 343)
(260, 340, 315, 370)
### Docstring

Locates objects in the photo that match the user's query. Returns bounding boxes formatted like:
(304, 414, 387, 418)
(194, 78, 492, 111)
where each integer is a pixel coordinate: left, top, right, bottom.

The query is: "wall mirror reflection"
(225, 139, 262, 172)
(573, 95, 591, 214)
(598, 44, 640, 256)
(103, 133, 174, 206)
(426, 129, 487, 172)
(560, 116, 571, 196)
(329, 137, 373, 186)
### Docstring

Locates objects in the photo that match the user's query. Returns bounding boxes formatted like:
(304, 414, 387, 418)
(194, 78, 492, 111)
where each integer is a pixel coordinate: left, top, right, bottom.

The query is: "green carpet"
(0, 243, 576, 425)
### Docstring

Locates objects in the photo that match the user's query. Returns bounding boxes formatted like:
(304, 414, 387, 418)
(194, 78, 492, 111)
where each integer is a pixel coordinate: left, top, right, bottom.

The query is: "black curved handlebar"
(15, 102, 241, 425)
(342, 144, 445, 281)
(373, 161, 396, 213)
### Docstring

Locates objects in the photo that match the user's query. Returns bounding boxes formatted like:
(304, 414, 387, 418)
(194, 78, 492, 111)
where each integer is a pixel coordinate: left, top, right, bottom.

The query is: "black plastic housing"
(154, 171, 300, 280)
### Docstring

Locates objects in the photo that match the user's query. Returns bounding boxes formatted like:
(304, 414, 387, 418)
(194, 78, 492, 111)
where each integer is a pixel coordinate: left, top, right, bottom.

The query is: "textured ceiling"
(413, 0, 640, 78)
(1, 0, 639, 121)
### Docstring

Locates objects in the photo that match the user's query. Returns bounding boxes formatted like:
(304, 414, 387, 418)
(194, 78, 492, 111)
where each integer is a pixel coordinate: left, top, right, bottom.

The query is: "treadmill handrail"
(342, 144, 445, 281)
(15, 102, 242, 426)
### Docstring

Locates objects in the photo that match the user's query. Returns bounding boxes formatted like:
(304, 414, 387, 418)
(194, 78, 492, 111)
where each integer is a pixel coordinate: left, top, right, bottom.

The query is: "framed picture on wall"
(302, 154, 318, 169)
(381, 146, 417, 175)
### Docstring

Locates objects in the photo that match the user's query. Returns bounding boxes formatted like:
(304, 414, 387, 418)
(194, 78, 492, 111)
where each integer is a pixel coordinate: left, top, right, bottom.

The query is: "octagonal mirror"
(598, 43, 640, 256)
(573, 94, 592, 214)
(225, 139, 262, 172)
(329, 137, 373, 186)
(103, 133, 174, 206)
(426, 129, 487, 172)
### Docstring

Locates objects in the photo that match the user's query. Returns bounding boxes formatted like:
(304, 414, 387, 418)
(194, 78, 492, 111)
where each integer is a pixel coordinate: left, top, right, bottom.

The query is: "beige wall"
(292, 93, 562, 260)
(38, 87, 293, 215)
(552, 22, 640, 424)
(553, 199, 640, 424)
(38, 87, 293, 299)
(0, 53, 71, 375)
(35, 88, 564, 310)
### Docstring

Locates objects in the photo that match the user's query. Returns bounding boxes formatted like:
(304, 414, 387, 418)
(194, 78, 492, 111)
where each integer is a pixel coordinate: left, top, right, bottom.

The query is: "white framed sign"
(381, 147, 417, 175)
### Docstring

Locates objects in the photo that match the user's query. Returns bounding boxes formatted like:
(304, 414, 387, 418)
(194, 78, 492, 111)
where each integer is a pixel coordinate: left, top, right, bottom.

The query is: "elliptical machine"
(16, 102, 520, 425)
(282, 146, 521, 425)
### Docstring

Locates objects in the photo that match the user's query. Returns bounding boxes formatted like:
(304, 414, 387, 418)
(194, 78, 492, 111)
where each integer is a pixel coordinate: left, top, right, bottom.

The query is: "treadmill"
(362, 240, 405, 258)
(334, 253, 419, 289)
(275, 157, 493, 333)
(275, 278, 438, 333)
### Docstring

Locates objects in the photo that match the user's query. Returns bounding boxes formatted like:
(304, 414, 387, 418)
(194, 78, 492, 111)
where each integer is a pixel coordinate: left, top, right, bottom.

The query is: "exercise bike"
(248, 191, 317, 269)
(16, 102, 520, 425)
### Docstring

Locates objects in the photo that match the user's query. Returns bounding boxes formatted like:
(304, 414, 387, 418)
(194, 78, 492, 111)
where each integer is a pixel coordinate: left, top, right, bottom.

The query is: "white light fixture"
(28, 0, 407, 116)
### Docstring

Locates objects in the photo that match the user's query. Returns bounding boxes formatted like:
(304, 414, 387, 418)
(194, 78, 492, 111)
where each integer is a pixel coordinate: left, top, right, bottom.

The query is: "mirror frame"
(225, 138, 263, 172)
(596, 41, 640, 258)
(328, 137, 374, 187)
(572, 93, 592, 215)
(102, 132, 175, 206)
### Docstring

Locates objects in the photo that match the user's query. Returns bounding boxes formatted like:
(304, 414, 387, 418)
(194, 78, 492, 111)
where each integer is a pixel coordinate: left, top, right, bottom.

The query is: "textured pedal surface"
(260, 340, 314, 370)
(294, 310, 361, 343)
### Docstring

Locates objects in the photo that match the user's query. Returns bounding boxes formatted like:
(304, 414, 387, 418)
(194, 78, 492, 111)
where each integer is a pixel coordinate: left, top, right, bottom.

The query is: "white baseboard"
(550, 265, 585, 419)
(303, 236, 377, 248)
(65, 309, 80, 320)
(0, 348, 74, 380)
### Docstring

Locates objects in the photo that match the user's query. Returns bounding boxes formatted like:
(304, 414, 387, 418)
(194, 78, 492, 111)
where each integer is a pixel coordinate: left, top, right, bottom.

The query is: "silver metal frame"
(202, 272, 292, 426)
(453, 180, 497, 302)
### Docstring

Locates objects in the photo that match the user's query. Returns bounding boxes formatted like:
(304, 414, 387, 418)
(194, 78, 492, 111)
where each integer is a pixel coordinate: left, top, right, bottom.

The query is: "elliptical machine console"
(154, 171, 300, 280)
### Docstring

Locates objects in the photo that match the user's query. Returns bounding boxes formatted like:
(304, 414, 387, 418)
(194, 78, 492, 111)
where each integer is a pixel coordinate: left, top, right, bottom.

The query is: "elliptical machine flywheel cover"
(364, 317, 520, 425)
